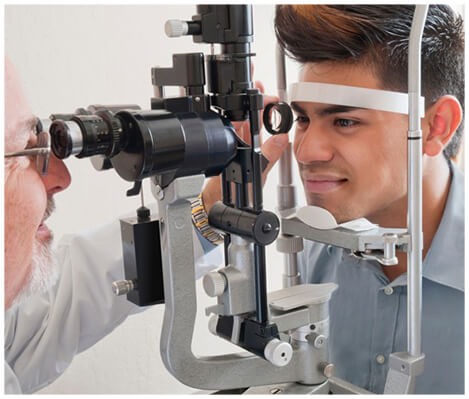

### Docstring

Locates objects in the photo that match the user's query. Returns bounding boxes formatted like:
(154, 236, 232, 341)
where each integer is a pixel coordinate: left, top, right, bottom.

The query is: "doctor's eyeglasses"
(4, 120, 51, 175)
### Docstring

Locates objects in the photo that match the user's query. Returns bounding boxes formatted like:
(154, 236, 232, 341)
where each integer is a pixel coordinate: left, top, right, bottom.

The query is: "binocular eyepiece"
(49, 105, 238, 188)
(50, 113, 124, 160)
(49, 105, 140, 160)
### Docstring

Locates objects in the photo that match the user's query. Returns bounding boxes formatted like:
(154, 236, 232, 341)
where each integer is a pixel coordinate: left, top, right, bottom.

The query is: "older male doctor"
(3, 57, 288, 393)
(4, 58, 139, 393)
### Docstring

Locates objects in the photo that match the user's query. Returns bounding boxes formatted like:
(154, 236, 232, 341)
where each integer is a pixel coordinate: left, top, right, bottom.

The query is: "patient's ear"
(423, 95, 462, 157)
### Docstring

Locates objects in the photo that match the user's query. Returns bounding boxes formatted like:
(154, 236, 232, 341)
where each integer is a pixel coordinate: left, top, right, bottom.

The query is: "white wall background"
(6, 4, 464, 395)
(5, 5, 304, 394)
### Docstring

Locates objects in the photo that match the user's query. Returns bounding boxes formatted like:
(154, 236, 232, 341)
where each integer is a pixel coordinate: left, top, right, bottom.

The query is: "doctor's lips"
(302, 173, 348, 193)
(37, 199, 56, 240)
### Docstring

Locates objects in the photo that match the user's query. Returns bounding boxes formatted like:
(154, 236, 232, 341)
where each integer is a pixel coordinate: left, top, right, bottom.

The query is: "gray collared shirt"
(299, 162, 464, 394)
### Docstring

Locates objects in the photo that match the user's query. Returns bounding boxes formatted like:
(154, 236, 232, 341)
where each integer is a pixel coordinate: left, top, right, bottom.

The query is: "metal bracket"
(384, 352, 425, 394)
(282, 217, 410, 266)
(155, 174, 328, 390)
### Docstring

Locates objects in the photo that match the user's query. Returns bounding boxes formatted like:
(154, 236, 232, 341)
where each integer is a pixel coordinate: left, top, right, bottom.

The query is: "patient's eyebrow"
(317, 105, 365, 116)
(291, 102, 307, 115)
(291, 102, 366, 116)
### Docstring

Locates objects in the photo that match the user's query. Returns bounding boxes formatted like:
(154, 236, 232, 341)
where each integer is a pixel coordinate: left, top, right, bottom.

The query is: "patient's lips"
(303, 174, 347, 193)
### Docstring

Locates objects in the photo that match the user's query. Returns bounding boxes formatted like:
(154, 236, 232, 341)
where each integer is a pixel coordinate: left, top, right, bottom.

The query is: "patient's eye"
(332, 117, 361, 134)
(294, 115, 309, 130)
(334, 118, 358, 128)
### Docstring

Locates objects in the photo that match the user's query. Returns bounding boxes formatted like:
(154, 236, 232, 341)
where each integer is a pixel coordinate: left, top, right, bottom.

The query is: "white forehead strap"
(289, 82, 425, 117)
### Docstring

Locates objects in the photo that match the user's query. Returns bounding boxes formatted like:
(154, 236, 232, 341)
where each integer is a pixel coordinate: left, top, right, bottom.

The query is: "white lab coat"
(4, 211, 217, 394)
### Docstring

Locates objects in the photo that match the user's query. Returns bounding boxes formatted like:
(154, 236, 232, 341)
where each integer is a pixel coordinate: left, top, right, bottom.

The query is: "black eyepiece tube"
(110, 110, 238, 186)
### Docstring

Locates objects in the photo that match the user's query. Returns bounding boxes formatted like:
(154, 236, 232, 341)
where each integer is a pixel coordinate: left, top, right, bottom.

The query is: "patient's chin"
(9, 238, 58, 310)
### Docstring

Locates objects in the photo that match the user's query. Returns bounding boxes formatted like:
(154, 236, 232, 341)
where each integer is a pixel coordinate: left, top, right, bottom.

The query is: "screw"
(262, 223, 272, 233)
(313, 335, 326, 349)
(270, 388, 283, 394)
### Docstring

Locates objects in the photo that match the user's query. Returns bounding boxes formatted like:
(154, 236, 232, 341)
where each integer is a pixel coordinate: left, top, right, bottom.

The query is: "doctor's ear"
(423, 95, 463, 157)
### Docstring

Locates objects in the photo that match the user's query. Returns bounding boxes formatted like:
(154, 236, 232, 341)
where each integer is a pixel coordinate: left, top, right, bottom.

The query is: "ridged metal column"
(275, 43, 303, 288)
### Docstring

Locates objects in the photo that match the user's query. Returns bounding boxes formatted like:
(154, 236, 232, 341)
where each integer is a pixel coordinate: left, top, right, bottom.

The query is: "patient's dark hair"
(275, 5, 464, 160)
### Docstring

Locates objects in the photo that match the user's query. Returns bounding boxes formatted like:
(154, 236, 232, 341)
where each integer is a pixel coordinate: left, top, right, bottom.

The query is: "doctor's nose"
(41, 154, 72, 196)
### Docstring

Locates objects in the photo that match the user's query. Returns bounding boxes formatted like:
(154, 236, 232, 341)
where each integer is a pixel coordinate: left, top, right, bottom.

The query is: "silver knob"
(165, 20, 188, 37)
(264, 339, 293, 367)
(307, 332, 327, 349)
(203, 272, 226, 297)
(318, 362, 335, 378)
(112, 279, 134, 296)
(382, 233, 398, 266)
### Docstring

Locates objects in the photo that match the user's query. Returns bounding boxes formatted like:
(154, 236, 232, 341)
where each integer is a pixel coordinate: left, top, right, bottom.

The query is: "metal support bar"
(406, 3, 428, 359)
(248, 103, 269, 324)
(383, 5, 428, 394)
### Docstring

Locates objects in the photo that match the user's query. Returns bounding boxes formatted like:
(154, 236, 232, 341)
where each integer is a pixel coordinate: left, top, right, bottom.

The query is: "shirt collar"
(421, 161, 464, 292)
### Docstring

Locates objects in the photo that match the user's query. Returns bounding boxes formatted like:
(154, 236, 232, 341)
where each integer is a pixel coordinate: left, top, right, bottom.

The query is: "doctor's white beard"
(10, 199, 59, 310)
(10, 239, 59, 310)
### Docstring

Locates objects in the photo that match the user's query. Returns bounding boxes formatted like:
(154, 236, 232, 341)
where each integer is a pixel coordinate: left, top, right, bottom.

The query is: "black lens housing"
(50, 108, 238, 188)
(111, 110, 238, 187)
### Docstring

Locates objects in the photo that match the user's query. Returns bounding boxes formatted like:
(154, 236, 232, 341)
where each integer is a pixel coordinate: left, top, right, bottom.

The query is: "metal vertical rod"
(276, 43, 301, 288)
(254, 244, 268, 323)
(221, 170, 232, 265)
(235, 182, 249, 209)
(407, 5, 428, 358)
(249, 102, 268, 323)
(140, 183, 145, 207)
(276, 44, 292, 188)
